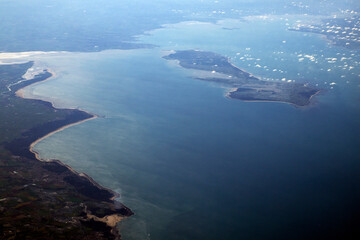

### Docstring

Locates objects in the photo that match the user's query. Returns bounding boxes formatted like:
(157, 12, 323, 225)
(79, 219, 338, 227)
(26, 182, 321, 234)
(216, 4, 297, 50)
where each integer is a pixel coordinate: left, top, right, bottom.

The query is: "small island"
(164, 50, 319, 106)
(0, 62, 132, 239)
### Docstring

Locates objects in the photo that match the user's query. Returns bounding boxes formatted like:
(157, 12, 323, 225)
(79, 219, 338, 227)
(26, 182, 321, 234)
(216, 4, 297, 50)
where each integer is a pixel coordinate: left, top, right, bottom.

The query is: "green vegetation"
(164, 50, 319, 106)
(0, 63, 132, 239)
(0, 62, 69, 143)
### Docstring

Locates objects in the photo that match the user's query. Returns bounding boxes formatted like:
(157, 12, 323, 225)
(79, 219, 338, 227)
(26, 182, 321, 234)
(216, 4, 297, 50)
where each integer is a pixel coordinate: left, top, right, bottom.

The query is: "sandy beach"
(13, 64, 98, 160)
(0, 51, 66, 64)
(29, 115, 98, 161)
(10, 62, 128, 229)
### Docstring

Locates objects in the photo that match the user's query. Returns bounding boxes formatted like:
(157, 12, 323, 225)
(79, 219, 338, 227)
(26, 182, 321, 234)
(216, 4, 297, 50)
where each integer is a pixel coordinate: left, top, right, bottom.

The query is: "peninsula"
(164, 50, 319, 106)
(0, 62, 132, 239)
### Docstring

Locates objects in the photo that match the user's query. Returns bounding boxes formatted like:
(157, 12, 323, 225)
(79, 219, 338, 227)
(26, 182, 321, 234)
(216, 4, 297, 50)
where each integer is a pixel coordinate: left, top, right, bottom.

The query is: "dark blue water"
(26, 16, 360, 240)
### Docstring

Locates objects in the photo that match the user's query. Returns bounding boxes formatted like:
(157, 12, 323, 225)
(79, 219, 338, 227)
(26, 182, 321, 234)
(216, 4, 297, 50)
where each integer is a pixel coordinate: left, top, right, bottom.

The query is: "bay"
(24, 16, 360, 240)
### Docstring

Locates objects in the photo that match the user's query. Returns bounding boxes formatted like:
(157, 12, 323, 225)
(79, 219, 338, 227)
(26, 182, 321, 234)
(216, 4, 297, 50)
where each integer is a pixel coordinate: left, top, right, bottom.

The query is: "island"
(164, 50, 319, 106)
(0, 62, 132, 239)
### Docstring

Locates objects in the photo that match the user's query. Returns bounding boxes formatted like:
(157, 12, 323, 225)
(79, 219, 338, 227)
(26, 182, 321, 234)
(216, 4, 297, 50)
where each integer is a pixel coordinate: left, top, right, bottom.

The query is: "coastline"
(165, 50, 320, 107)
(228, 61, 263, 81)
(29, 114, 98, 161)
(15, 67, 57, 98)
(225, 88, 321, 107)
(11, 64, 132, 232)
(12, 64, 99, 161)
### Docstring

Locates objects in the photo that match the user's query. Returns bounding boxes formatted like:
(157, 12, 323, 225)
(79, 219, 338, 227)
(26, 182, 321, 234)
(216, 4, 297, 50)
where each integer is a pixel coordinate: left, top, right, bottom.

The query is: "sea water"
(25, 16, 360, 240)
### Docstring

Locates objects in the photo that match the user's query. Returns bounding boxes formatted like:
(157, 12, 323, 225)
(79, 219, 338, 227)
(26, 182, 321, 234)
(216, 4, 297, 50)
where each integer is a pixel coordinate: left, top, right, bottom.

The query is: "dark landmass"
(289, 15, 360, 49)
(0, 62, 132, 239)
(0, 1, 354, 53)
(4, 105, 93, 160)
(8, 70, 52, 93)
(164, 50, 319, 106)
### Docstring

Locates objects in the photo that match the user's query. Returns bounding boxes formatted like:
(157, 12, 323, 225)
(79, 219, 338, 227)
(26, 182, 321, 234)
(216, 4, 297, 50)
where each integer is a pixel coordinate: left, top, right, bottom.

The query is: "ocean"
(21, 16, 360, 239)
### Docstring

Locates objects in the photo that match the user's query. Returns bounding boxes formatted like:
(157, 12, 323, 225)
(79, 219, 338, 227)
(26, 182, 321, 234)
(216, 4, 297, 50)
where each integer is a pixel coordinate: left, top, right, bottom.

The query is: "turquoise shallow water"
(25, 16, 360, 240)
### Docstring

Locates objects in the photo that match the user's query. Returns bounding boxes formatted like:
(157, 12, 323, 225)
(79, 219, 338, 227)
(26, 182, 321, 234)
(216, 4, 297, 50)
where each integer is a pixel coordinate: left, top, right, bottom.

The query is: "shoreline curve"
(12, 64, 131, 230)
